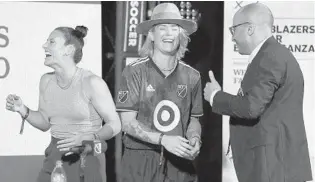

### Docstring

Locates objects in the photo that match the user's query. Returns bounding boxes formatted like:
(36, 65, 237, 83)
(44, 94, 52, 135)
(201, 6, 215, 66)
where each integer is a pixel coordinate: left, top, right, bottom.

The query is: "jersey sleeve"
(191, 75, 203, 117)
(115, 65, 141, 112)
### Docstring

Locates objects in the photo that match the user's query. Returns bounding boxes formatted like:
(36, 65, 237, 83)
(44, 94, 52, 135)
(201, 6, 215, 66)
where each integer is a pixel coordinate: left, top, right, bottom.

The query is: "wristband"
(191, 135, 201, 141)
(191, 135, 202, 145)
(19, 107, 29, 134)
(23, 106, 30, 120)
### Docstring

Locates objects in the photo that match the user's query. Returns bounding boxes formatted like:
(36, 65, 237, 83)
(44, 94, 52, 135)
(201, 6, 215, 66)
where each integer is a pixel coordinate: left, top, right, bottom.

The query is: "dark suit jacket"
(212, 37, 312, 182)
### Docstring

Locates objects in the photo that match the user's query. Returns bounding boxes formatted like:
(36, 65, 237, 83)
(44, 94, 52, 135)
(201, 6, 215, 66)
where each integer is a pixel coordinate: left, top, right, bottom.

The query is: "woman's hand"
(6, 94, 24, 113)
(187, 137, 201, 160)
(56, 133, 93, 152)
(161, 135, 194, 159)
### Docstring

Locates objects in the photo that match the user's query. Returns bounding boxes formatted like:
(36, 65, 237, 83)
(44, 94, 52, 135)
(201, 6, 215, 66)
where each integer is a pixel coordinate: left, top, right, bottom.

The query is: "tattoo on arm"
(123, 119, 160, 145)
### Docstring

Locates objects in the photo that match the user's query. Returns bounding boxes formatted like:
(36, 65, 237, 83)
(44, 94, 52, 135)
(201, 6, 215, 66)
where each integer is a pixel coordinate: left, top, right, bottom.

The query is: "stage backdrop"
(223, 1, 315, 181)
(0, 2, 101, 181)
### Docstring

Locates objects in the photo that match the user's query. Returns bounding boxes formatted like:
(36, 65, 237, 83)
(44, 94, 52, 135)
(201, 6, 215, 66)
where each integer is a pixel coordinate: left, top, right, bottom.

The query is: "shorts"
(120, 147, 197, 182)
(37, 137, 106, 182)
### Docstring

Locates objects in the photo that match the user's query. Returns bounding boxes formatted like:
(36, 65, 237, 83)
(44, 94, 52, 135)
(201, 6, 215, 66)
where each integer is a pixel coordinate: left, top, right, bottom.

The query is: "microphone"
(62, 141, 94, 165)
(64, 141, 93, 156)
(64, 140, 105, 157)
(61, 140, 106, 166)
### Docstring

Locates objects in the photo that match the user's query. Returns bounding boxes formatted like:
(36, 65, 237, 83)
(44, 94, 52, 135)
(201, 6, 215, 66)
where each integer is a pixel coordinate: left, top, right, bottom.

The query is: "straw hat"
(136, 3, 198, 35)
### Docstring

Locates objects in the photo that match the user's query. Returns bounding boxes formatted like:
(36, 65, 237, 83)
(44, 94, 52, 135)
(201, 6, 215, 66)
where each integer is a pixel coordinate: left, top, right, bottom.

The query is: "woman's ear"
(148, 30, 154, 42)
(64, 44, 75, 56)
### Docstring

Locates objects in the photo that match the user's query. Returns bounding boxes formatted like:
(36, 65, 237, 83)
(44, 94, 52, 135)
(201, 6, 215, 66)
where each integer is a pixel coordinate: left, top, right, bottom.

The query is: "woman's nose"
(42, 41, 49, 49)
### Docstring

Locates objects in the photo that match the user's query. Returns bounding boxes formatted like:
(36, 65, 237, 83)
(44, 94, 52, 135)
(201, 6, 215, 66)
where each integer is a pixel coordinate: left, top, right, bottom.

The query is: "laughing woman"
(5, 26, 121, 182)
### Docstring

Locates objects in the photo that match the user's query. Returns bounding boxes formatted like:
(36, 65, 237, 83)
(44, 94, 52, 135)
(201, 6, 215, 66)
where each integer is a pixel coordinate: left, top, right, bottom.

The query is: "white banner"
(223, 1, 315, 181)
(0, 2, 102, 156)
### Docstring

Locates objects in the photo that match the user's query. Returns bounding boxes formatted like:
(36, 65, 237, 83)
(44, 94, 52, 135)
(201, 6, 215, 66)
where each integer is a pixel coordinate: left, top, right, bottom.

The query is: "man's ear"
(247, 24, 255, 36)
(64, 44, 75, 56)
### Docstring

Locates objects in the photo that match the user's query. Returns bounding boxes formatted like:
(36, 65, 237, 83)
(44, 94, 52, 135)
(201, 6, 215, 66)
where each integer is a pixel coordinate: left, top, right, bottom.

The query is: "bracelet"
(191, 135, 202, 145)
(191, 135, 201, 140)
(158, 133, 164, 146)
(19, 107, 29, 134)
(23, 107, 30, 120)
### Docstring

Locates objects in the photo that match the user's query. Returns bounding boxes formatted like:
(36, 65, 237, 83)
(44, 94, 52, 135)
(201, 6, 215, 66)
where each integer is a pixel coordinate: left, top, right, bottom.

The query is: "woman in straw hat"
(116, 3, 202, 182)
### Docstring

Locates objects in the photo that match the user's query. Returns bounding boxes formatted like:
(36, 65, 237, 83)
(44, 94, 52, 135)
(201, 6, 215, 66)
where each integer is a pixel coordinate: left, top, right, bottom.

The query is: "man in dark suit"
(203, 3, 312, 182)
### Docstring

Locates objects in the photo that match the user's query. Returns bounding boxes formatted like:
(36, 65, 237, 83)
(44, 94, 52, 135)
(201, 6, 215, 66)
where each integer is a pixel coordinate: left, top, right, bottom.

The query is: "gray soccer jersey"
(116, 57, 203, 149)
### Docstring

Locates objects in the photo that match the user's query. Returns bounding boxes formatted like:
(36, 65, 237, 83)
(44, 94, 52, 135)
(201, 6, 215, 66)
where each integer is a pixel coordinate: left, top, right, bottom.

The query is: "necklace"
(154, 60, 177, 72)
(56, 67, 78, 90)
(160, 67, 174, 71)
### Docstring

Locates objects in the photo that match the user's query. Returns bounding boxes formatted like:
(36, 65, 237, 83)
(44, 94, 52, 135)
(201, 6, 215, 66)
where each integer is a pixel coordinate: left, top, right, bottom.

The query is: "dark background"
(101, 2, 224, 182)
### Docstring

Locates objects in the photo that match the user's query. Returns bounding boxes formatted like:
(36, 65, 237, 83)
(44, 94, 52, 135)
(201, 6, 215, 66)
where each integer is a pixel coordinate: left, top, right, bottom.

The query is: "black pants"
(120, 147, 197, 182)
(37, 137, 106, 182)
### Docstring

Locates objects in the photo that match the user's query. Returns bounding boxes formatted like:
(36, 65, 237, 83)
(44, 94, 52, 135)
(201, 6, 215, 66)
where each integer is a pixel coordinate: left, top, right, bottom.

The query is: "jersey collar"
(149, 57, 179, 78)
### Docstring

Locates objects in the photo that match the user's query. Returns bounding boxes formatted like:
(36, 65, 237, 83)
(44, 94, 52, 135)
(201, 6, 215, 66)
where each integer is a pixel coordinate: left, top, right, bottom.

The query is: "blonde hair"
(139, 26, 190, 61)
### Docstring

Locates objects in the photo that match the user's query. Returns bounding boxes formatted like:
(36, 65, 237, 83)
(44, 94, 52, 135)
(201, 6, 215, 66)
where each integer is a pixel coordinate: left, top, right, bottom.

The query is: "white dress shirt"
(209, 36, 271, 106)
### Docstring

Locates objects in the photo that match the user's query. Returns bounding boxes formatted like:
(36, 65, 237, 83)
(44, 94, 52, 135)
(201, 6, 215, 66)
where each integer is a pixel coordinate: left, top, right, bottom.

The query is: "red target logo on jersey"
(153, 100, 180, 132)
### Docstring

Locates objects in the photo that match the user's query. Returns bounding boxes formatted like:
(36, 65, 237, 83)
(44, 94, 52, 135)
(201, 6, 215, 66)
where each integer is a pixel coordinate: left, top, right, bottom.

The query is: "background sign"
(122, 1, 147, 67)
(123, 1, 146, 53)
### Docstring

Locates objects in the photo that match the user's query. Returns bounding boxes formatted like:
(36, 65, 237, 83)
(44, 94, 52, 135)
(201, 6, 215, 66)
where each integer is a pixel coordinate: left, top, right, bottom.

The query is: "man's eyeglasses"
(229, 22, 251, 35)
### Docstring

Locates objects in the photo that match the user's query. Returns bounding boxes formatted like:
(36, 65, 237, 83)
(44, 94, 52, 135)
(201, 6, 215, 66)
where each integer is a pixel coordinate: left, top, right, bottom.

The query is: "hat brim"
(136, 19, 198, 35)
